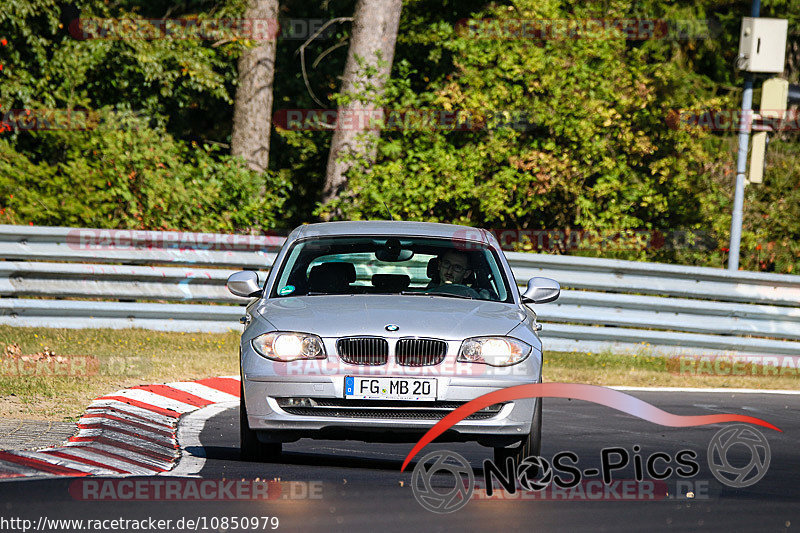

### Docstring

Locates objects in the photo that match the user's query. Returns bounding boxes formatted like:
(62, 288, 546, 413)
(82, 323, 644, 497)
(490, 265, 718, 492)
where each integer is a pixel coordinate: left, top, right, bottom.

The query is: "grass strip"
(1, 325, 797, 421)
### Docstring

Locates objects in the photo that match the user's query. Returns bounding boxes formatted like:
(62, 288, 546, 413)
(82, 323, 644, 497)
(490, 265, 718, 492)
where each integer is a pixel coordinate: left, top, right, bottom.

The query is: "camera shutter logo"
(517, 456, 553, 491)
(411, 450, 474, 513)
(707, 424, 771, 488)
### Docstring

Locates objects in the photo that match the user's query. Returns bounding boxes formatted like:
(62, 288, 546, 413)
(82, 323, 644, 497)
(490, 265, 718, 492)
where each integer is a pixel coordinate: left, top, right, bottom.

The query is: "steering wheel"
(425, 283, 481, 298)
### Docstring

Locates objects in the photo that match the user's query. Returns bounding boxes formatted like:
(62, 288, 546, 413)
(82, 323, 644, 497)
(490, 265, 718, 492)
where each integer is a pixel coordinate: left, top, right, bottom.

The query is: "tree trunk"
(231, 0, 279, 175)
(321, 0, 402, 213)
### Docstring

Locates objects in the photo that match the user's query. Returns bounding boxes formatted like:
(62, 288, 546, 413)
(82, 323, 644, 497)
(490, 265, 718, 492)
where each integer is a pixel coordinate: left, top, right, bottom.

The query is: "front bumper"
(240, 320, 543, 447)
(242, 372, 539, 448)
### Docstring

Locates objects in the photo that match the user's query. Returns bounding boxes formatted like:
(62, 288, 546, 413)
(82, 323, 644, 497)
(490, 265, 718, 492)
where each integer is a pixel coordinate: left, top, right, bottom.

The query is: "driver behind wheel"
(427, 250, 486, 299)
(438, 250, 472, 285)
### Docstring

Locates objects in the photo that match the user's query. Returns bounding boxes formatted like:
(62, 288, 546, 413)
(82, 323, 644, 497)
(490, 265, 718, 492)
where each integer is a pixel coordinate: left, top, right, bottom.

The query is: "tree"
(321, 0, 402, 212)
(0, 0, 288, 232)
(230, 0, 280, 174)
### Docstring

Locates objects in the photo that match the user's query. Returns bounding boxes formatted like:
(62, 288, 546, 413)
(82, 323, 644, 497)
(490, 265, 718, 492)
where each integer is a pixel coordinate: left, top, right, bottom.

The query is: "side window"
(274, 245, 305, 295)
(483, 251, 507, 301)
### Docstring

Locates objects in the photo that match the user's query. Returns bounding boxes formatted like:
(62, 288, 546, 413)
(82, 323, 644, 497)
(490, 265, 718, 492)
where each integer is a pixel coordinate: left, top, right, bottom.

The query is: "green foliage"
(1, 0, 799, 273)
(739, 139, 800, 273)
(325, 2, 723, 228)
(0, 109, 287, 231)
(318, 0, 800, 273)
(0, 0, 287, 232)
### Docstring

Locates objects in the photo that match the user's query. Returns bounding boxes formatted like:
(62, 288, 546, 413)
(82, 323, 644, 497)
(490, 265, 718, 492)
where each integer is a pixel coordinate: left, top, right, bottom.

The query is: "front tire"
(240, 380, 281, 462)
(494, 398, 542, 467)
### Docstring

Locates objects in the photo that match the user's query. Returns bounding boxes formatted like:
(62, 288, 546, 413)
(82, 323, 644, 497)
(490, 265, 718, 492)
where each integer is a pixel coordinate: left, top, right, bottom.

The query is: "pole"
(727, 78, 753, 271)
(727, 0, 761, 271)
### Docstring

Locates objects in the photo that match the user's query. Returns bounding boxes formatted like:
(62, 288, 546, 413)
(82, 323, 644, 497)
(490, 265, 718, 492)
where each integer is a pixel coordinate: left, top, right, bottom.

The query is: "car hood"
(254, 295, 526, 339)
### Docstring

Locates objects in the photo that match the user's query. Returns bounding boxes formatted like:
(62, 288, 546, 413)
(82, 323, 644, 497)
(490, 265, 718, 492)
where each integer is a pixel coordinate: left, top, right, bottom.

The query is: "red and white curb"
(0, 376, 240, 479)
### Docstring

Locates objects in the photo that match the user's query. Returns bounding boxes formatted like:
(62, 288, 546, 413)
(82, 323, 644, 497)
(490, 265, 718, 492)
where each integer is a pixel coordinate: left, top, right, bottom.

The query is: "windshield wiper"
(400, 291, 475, 300)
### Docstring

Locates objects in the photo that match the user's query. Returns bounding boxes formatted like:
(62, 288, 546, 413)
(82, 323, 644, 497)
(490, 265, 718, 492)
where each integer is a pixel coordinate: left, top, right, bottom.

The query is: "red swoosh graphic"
(400, 383, 781, 472)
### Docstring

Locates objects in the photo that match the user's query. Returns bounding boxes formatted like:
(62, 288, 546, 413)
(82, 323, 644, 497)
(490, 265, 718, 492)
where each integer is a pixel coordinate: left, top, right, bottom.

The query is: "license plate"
(344, 376, 437, 401)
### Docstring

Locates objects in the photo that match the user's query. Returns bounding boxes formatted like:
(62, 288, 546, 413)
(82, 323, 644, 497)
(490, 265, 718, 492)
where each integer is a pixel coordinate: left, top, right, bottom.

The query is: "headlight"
(457, 336, 532, 366)
(251, 332, 326, 362)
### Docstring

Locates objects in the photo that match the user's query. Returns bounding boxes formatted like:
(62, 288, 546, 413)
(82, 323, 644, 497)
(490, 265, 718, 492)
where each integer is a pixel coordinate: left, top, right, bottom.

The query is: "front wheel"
(240, 380, 281, 462)
(494, 398, 542, 468)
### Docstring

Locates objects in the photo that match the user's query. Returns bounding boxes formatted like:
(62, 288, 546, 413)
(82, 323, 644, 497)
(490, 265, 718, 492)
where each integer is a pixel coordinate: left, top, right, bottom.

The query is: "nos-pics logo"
(411, 424, 771, 513)
(411, 450, 474, 513)
(707, 425, 770, 488)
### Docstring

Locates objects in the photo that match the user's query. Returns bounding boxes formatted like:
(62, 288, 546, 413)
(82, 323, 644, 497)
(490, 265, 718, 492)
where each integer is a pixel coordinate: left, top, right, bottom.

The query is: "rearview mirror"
(375, 237, 414, 262)
(227, 270, 262, 298)
(521, 277, 560, 304)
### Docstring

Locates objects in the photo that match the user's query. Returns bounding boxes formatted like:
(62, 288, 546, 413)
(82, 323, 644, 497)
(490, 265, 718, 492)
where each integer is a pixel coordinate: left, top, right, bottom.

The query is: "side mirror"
(521, 277, 560, 304)
(227, 270, 262, 298)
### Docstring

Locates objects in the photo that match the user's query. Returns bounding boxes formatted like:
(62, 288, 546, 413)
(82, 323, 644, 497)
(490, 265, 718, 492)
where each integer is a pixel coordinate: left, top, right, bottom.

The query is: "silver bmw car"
(227, 221, 560, 465)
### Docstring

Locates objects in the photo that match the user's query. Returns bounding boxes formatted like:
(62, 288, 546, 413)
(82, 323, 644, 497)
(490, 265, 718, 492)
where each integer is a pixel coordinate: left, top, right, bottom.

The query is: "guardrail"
(2, 224, 799, 357)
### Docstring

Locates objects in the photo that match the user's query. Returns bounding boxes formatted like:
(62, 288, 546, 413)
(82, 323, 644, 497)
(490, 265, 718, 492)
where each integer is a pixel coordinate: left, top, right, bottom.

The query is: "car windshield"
(271, 236, 512, 302)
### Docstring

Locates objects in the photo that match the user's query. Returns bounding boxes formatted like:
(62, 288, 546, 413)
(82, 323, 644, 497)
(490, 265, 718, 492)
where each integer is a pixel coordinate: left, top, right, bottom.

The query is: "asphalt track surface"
(1, 391, 798, 532)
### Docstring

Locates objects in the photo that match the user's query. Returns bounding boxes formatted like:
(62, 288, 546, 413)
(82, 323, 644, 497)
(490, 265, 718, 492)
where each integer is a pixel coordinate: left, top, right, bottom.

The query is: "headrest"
(309, 262, 356, 282)
(372, 274, 410, 292)
(426, 257, 439, 279)
(308, 262, 356, 292)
